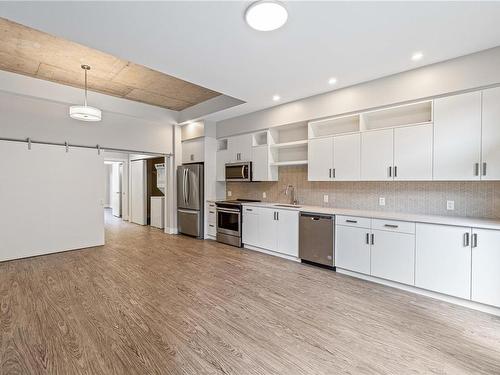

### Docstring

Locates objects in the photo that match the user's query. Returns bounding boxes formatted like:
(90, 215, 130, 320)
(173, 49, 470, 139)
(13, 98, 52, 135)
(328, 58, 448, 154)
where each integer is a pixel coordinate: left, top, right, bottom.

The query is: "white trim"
(243, 244, 300, 262)
(336, 268, 500, 317)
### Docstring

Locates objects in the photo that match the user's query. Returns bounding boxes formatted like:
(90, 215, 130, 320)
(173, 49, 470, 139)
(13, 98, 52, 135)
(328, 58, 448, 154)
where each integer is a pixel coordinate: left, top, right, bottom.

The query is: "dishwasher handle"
(300, 213, 333, 220)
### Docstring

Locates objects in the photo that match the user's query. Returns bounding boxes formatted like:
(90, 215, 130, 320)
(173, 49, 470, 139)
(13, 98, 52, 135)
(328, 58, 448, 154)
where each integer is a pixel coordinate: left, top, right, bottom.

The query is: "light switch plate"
(227, 190, 232, 197)
(323, 195, 329, 203)
(447, 200, 455, 210)
(379, 197, 386, 206)
(262, 192, 267, 199)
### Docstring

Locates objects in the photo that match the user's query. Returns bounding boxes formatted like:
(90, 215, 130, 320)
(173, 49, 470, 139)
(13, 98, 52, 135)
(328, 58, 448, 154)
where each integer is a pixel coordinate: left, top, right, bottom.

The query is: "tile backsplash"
(227, 166, 500, 219)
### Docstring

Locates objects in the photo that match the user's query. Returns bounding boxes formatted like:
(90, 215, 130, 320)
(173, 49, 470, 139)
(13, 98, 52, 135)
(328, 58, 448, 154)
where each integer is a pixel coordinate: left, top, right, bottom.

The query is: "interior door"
(130, 160, 147, 225)
(394, 124, 433, 180)
(433, 92, 482, 180)
(308, 137, 333, 181)
(361, 129, 394, 181)
(333, 133, 361, 181)
(111, 163, 122, 217)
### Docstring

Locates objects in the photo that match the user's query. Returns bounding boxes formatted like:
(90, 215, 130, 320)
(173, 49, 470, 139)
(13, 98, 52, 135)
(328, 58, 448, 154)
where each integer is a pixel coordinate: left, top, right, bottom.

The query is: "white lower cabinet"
(335, 224, 371, 274)
(415, 223, 472, 299)
(471, 228, 500, 308)
(370, 229, 415, 285)
(242, 207, 299, 257)
(242, 207, 261, 247)
(276, 209, 299, 257)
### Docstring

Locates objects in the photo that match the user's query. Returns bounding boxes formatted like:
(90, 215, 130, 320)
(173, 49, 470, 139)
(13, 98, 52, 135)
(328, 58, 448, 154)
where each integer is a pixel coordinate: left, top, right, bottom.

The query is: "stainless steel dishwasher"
(299, 212, 335, 267)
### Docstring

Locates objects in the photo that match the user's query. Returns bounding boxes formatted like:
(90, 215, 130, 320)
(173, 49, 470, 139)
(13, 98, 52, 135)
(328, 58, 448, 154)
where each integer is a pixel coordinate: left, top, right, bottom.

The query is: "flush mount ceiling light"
(411, 51, 424, 61)
(245, 0, 288, 31)
(69, 65, 102, 122)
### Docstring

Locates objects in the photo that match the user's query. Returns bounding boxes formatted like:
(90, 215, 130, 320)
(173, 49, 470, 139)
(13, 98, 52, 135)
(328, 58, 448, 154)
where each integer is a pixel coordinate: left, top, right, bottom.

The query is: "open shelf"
(217, 139, 228, 151)
(361, 101, 432, 131)
(270, 160, 308, 166)
(270, 139, 308, 149)
(308, 114, 360, 139)
(252, 131, 268, 146)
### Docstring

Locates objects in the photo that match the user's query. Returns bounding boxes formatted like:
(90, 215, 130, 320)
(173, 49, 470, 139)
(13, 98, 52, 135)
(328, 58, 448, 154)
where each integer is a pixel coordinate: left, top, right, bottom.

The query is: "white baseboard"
(165, 227, 177, 234)
(243, 244, 300, 262)
(337, 268, 500, 317)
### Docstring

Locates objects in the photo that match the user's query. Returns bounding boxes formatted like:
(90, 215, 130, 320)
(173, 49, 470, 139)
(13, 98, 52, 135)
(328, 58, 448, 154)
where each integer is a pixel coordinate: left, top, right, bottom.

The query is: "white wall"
(0, 71, 177, 154)
(217, 47, 500, 137)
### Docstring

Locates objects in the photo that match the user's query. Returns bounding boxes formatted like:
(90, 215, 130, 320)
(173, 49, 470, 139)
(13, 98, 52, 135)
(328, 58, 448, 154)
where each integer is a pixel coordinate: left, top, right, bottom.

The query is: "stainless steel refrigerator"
(177, 163, 204, 239)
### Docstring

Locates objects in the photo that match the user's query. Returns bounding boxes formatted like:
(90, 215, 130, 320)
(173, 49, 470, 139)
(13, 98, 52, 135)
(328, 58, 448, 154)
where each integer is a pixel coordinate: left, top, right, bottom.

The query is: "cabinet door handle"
(246, 208, 253, 212)
(346, 219, 358, 223)
(332, 168, 336, 178)
(370, 233, 374, 245)
(388, 166, 392, 178)
(276, 212, 279, 220)
(474, 163, 479, 176)
(472, 233, 478, 248)
(464, 232, 470, 247)
(394, 166, 397, 178)
(384, 224, 399, 228)
(482, 162, 487, 176)
(366, 233, 370, 244)
(329, 168, 331, 178)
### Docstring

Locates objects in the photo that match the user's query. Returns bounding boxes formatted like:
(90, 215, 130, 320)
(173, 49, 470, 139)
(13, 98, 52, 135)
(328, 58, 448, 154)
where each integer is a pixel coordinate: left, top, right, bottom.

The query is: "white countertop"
(240, 202, 500, 230)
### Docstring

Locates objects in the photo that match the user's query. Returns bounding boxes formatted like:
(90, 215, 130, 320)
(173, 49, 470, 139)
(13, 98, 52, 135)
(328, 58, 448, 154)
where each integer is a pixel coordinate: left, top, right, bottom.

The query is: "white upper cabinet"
(182, 138, 204, 164)
(216, 149, 228, 181)
(252, 145, 270, 181)
(481, 87, 500, 180)
(228, 134, 253, 162)
(333, 133, 361, 181)
(471, 228, 500, 308)
(415, 223, 472, 299)
(361, 129, 394, 181)
(393, 124, 433, 180)
(433, 92, 482, 180)
(308, 137, 333, 181)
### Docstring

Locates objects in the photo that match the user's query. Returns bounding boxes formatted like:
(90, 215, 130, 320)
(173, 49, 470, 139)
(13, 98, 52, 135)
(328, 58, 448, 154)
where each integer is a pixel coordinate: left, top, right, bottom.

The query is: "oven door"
(225, 163, 251, 182)
(216, 207, 241, 236)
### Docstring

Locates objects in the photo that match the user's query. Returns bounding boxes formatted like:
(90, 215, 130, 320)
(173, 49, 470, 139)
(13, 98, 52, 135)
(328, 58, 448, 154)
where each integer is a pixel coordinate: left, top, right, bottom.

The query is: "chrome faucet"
(285, 184, 298, 205)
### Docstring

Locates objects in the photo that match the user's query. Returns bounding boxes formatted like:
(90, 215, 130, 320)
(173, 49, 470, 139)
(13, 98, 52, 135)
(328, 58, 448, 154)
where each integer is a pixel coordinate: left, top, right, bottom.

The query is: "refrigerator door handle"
(183, 169, 188, 204)
(186, 169, 190, 205)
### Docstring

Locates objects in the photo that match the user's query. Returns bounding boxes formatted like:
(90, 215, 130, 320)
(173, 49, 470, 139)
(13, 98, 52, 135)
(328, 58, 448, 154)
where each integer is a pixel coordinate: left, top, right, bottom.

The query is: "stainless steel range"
(215, 199, 260, 247)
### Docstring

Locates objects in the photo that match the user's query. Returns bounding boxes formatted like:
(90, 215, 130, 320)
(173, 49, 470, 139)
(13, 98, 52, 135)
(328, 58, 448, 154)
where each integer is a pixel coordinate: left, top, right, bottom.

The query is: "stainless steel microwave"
(225, 162, 252, 182)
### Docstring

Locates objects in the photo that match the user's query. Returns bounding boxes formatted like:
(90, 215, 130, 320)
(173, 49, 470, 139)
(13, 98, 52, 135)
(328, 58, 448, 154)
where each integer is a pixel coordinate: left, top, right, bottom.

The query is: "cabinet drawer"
(207, 223, 216, 236)
(336, 215, 370, 229)
(372, 219, 415, 234)
(207, 210, 216, 224)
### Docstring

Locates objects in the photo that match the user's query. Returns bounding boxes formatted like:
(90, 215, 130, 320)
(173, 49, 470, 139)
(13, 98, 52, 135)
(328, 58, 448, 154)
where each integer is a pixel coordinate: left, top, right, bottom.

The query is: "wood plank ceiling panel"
(0, 17, 221, 110)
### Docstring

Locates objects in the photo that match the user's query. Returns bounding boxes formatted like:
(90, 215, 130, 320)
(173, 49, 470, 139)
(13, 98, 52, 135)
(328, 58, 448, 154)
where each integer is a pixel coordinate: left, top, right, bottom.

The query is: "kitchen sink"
(274, 204, 302, 208)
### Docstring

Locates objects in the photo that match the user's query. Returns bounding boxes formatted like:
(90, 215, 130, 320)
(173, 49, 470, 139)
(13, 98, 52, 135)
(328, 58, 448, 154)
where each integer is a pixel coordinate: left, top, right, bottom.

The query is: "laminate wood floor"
(1, 213, 500, 375)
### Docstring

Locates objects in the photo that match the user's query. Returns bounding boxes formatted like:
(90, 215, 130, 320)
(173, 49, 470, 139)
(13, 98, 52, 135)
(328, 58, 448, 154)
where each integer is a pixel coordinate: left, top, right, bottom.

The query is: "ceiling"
(0, 17, 221, 111)
(1, 2, 500, 122)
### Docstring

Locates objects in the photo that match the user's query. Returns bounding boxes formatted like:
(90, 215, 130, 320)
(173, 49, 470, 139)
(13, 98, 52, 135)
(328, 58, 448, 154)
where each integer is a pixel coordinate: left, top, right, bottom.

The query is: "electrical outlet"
(323, 195, 329, 203)
(379, 197, 386, 206)
(262, 192, 267, 199)
(447, 200, 455, 210)
(227, 190, 232, 197)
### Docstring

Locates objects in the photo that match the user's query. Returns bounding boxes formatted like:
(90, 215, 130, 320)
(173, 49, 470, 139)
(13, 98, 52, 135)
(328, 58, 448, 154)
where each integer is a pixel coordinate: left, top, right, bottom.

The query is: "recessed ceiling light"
(245, 1, 288, 31)
(411, 51, 424, 61)
(328, 77, 337, 85)
(272, 95, 281, 101)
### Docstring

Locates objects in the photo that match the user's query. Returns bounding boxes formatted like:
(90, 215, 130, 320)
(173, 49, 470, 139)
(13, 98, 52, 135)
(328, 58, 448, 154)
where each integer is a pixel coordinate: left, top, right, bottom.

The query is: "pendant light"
(69, 65, 102, 122)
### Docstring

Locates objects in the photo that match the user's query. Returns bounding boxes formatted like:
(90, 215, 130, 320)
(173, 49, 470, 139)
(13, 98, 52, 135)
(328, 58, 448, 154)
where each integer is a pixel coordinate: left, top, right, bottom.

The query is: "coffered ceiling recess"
(0, 17, 221, 111)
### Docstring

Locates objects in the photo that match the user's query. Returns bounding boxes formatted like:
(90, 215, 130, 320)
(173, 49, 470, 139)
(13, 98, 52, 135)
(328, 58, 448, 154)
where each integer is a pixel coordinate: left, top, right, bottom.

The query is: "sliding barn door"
(0, 140, 105, 262)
